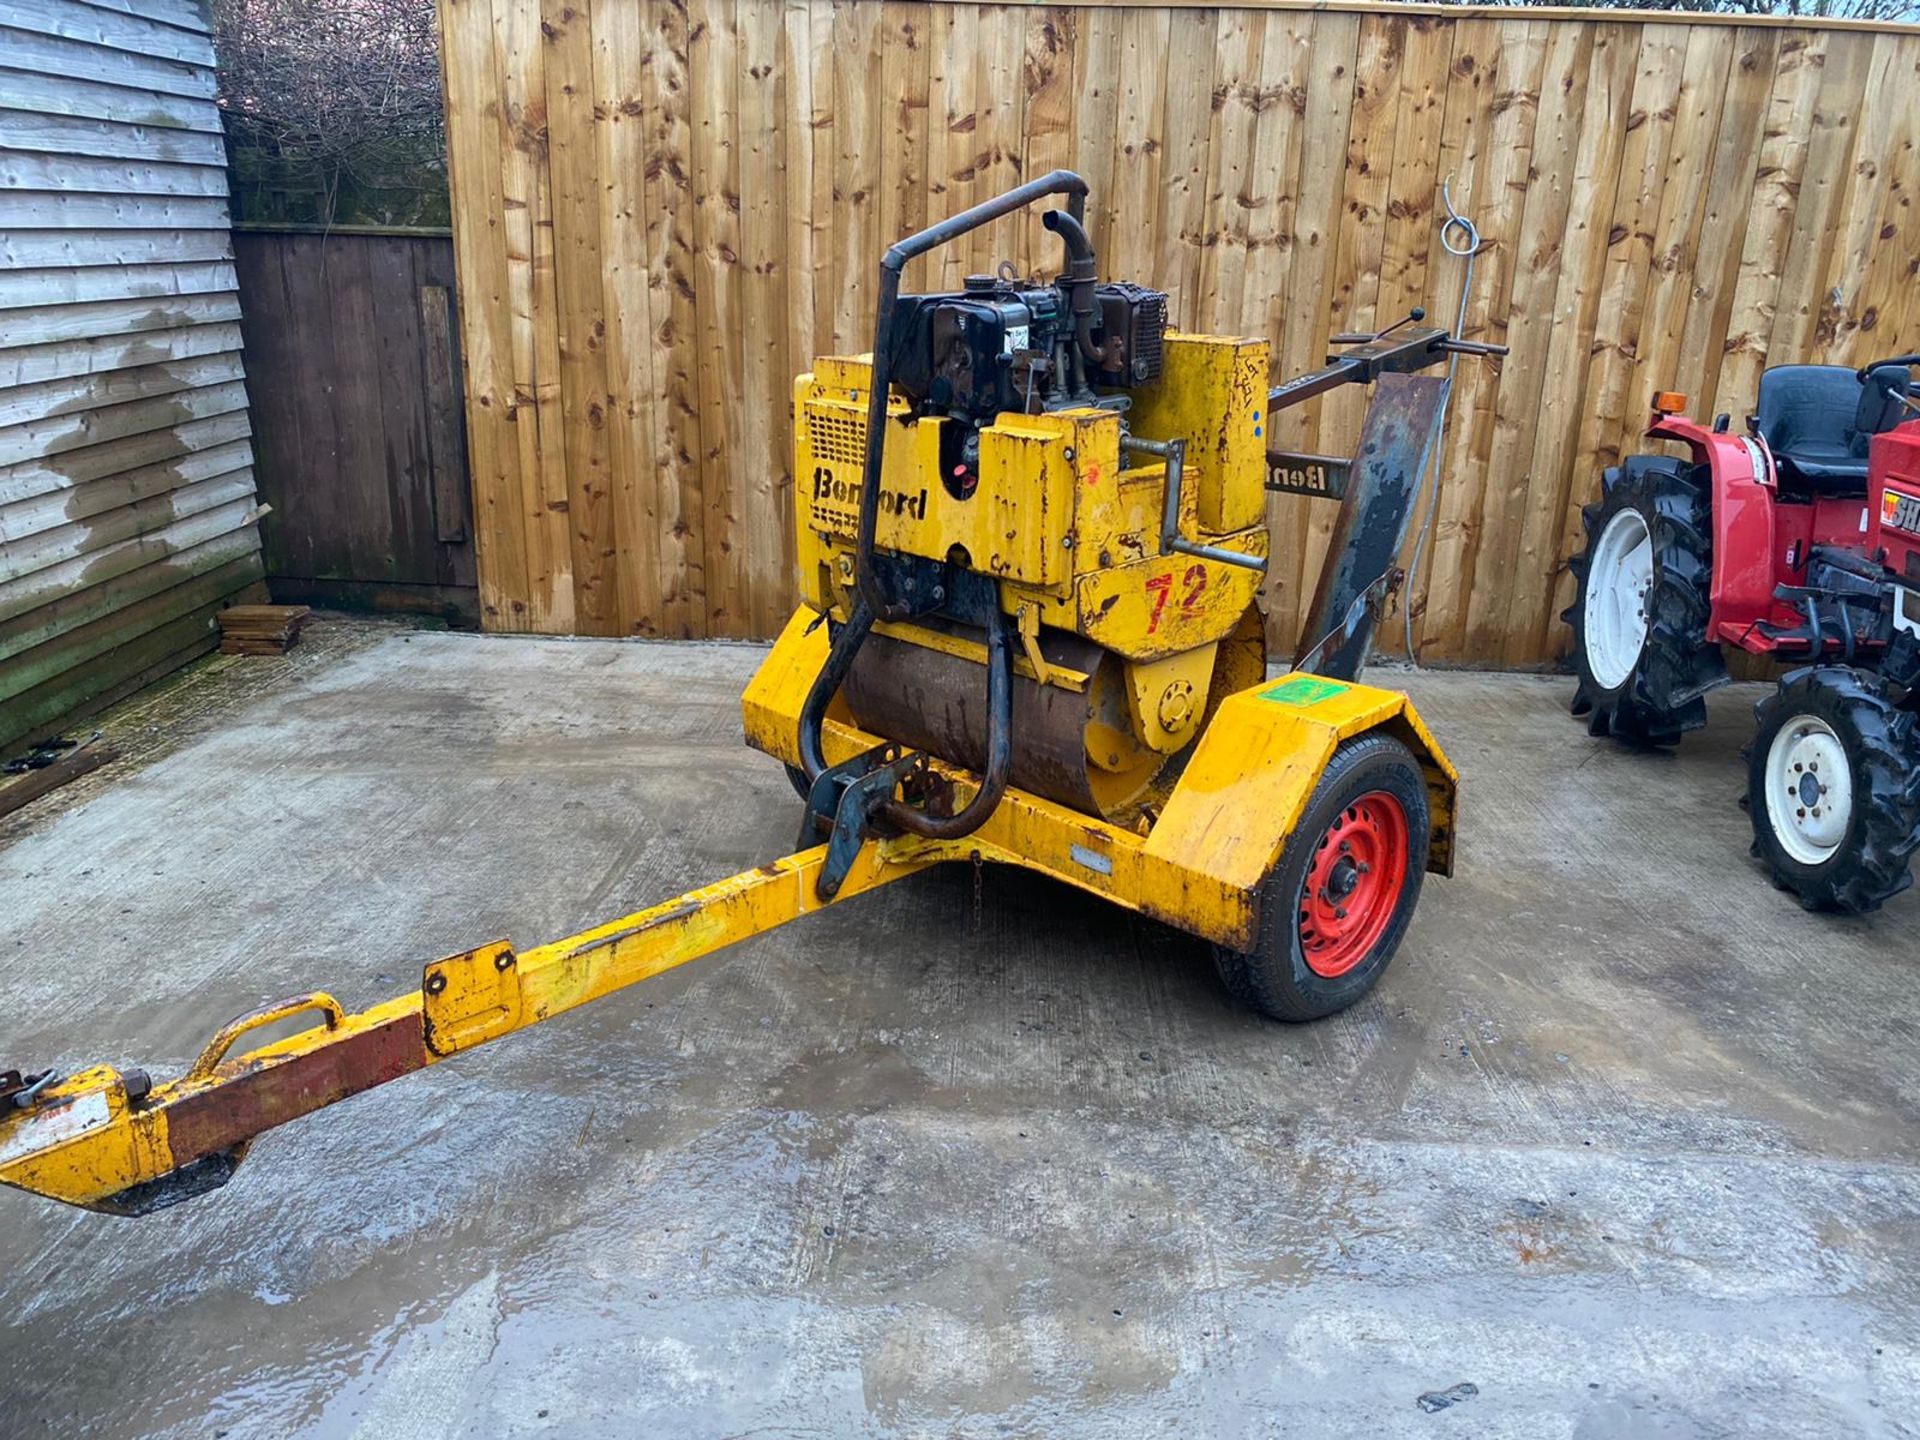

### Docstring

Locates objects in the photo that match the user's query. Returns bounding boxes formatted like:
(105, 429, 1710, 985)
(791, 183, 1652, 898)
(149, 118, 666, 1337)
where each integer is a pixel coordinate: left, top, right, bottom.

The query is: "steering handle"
(1331, 307, 1427, 347)
(187, 993, 345, 1081)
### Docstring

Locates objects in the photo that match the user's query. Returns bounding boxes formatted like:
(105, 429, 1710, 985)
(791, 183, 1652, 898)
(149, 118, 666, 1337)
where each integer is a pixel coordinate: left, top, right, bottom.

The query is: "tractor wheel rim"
(1584, 508, 1654, 691)
(1299, 792, 1410, 979)
(1764, 716, 1853, 866)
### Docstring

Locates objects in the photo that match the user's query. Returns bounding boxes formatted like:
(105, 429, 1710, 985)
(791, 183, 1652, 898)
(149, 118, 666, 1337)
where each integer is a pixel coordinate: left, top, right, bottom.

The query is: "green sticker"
(1260, 676, 1350, 707)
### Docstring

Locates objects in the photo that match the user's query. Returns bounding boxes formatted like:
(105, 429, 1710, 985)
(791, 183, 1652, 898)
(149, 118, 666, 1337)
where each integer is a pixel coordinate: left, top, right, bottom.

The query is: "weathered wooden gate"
(232, 226, 478, 624)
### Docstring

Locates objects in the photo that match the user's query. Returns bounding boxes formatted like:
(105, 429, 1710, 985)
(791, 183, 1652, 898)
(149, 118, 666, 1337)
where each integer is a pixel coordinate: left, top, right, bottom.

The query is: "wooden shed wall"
(437, 0, 1920, 664)
(0, 0, 265, 751)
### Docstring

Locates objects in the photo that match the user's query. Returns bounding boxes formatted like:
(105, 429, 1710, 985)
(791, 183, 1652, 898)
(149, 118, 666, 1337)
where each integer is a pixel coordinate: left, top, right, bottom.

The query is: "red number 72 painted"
(1144, 564, 1209, 634)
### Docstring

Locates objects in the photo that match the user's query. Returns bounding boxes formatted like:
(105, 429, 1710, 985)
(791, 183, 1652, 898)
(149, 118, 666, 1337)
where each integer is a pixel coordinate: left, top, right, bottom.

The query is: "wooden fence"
(435, 0, 1920, 664)
(232, 227, 479, 624)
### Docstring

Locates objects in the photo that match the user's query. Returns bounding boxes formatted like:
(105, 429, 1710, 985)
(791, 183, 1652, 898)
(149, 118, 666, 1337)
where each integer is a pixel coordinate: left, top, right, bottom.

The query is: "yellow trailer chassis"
(0, 169, 1490, 1219)
(0, 628, 1452, 1216)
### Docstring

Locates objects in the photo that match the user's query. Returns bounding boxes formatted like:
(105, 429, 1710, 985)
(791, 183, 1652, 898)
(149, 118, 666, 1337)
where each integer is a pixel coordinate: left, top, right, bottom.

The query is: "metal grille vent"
(807, 408, 868, 467)
(1134, 293, 1167, 378)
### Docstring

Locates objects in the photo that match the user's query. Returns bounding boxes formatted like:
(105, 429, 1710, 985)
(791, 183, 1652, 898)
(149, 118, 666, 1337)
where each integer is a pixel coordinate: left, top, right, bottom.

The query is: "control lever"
(1328, 309, 1507, 364)
(1331, 307, 1427, 347)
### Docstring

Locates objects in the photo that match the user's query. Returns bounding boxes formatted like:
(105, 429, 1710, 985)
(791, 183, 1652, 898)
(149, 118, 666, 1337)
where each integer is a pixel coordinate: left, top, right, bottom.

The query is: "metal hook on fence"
(1438, 176, 1480, 271)
(1403, 176, 1482, 664)
(1435, 176, 1483, 361)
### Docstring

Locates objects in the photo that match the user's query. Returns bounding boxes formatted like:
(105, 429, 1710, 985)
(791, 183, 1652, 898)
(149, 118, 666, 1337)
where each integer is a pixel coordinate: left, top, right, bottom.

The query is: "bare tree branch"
(212, 0, 447, 225)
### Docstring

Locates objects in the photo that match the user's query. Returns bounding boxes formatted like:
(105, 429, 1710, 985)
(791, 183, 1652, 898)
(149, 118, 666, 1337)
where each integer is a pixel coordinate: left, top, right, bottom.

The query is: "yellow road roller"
(0, 172, 1502, 1217)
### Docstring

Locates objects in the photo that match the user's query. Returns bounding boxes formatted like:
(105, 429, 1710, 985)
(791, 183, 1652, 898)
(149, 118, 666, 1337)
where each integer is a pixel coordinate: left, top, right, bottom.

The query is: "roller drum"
(842, 626, 1167, 820)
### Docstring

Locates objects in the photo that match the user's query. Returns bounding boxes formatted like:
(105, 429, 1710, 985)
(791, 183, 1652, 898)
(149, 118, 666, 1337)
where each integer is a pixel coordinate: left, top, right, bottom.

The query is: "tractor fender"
(1648, 413, 1781, 643)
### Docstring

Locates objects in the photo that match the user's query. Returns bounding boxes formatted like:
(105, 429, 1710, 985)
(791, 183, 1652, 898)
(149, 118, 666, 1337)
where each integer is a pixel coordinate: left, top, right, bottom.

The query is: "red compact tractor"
(1567, 356, 1920, 913)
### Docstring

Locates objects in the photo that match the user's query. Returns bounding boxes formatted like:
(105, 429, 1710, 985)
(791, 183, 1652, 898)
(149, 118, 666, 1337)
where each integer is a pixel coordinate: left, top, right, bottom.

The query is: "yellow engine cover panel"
(1127, 332, 1269, 536)
(1072, 549, 1265, 661)
(975, 419, 1073, 586)
(794, 363, 1072, 590)
(792, 334, 1270, 658)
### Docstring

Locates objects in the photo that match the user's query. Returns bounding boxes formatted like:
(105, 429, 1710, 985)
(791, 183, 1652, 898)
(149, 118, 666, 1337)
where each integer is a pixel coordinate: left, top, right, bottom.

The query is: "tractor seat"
(1755, 363, 1910, 497)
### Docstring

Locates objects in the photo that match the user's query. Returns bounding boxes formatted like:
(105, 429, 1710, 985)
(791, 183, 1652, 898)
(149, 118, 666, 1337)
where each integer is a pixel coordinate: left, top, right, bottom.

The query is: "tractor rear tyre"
(1747, 667, 1920, 914)
(1213, 733, 1430, 1022)
(1565, 455, 1726, 746)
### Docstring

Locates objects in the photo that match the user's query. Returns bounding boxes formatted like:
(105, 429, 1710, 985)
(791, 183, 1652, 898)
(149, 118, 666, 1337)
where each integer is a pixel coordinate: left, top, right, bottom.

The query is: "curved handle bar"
(187, 992, 345, 1081)
(799, 172, 1087, 841)
(1857, 355, 1920, 382)
(855, 170, 1089, 624)
(795, 596, 1015, 842)
(876, 602, 1014, 840)
(877, 169, 1087, 276)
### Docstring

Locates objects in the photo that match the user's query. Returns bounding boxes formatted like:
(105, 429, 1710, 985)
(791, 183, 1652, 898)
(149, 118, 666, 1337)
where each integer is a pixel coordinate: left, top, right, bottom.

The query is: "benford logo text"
(811, 467, 929, 520)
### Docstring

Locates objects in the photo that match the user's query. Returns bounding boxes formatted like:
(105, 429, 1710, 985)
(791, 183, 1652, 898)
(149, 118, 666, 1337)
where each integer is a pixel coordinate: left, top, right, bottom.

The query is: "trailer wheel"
(1748, 667, 1920, 914)
(1213, 733, 1429, 1022)
(1564, 455, 1726, 746)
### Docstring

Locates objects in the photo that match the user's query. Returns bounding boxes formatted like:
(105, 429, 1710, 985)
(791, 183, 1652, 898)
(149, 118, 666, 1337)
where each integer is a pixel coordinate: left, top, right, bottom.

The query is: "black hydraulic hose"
(855, 169, 1089, 622)
(806, 171, 1082, 833)
(798, 599, 875, 783)
(879, 603, 1015, 839)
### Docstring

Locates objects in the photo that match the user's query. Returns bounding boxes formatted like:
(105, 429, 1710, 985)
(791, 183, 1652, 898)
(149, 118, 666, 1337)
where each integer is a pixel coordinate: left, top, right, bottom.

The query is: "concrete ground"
(2, 621, 1916, 1438)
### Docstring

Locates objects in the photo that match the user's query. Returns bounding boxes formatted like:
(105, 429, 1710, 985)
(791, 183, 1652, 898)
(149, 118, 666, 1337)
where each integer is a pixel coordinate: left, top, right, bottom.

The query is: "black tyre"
(1747, 666, 1920, 914)
(1564, 455, 1726, 746)
(1212, 734, 1430, 1022)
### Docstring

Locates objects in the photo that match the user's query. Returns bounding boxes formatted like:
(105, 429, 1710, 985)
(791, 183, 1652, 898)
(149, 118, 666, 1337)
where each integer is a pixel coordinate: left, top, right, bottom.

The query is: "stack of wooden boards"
(216, 605, 312, 657)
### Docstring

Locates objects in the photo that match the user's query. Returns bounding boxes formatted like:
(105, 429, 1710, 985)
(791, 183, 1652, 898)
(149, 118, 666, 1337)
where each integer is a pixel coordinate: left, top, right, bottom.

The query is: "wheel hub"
(1299, 794, 1411, 979)
(1764, 715, 1853, 866)
(1583, 508, 1654, 692)
(1325, 855, 1362, 902)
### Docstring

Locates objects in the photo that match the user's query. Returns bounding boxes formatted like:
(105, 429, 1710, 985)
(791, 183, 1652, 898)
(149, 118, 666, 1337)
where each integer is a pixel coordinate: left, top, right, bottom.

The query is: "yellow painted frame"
(742, 606, 1458, 950)
(0, 608, 1457, 1217)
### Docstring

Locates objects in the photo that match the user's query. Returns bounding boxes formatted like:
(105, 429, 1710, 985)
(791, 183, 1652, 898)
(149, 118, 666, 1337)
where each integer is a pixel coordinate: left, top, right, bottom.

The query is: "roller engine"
(791, 200, 1272, 826)
(886, 272, 1169, 421)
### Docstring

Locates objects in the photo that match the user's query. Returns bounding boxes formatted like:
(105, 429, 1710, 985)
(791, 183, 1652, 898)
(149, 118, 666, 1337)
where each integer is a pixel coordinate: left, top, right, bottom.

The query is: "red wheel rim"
(1298, 791, 1410, 978)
